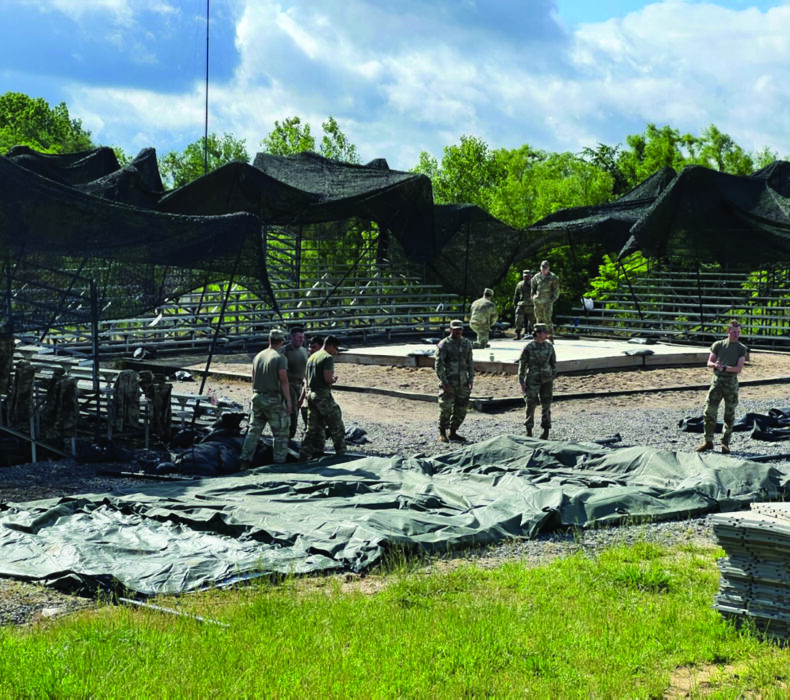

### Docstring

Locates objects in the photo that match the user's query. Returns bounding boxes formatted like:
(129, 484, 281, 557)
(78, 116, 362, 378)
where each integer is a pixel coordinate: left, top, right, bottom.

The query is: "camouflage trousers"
(533, 301, 555, 339)
(300, 389, 346, 461)
(241, 392, 290, 463)
(703, 375, 739, 444)
(524, 377, 553, 432)
(287, 382, 302, 439)
(514, 305, 536, 335)
(470, 321, 491, 348)
(438, 383, 472, 431)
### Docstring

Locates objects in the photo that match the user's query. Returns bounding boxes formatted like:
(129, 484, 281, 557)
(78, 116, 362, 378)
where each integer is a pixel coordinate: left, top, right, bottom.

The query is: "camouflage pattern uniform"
(241, 348, 291, 463)
(469, 295, 498, 348)
(0, 333, 14, 395)
(513, 277, 535, 338)
(518, 339, 557, 435)
(435, 333, 475, 433)
(299, 349, 346, 460)
(703, 338, 748, 445)
(531, 271, 560, 340)
(280, 341, 309, 439)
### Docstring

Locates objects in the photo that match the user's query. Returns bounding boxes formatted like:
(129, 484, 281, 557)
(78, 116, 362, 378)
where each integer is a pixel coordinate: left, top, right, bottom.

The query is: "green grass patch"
(1, 542, 788, 698)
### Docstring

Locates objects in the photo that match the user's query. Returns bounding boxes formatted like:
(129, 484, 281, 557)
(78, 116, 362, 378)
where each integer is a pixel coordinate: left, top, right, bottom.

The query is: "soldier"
(240, 328, 292, 468)
(279, 325, 309, 439)
(435, 319, 475, 442)
(469, 288, 498, 349)
(531, 260, 560, 342)
(517, 323, 557, 439)
(299, 335, 347, 461)
(696, 320, 747, 454)
(513, 269, 535, 340)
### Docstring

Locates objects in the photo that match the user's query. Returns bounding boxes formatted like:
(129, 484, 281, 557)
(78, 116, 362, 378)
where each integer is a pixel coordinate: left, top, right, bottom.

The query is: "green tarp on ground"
(1, 435, 788, 598)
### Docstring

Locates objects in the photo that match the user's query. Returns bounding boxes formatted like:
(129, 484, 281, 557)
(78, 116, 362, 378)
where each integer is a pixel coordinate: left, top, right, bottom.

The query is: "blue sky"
(2, 0, 790, 171)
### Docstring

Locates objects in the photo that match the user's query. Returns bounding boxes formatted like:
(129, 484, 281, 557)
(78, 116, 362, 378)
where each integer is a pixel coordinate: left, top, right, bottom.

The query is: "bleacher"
(557, 268, 790, 350)
(15, 265, 464, 358)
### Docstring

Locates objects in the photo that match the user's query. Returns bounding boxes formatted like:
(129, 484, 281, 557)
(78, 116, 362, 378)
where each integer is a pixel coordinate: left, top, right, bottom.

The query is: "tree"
(413, 135, 504, 209)
(693, 124, 754, 174)
(260, 116, 360, 163)
(159, 132, 249, 189)
(0, 92, 93, 153)
(616, 123, 696, 189)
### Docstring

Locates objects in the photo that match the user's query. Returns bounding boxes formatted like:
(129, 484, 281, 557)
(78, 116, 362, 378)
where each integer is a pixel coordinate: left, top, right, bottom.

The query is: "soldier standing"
(517, 323, 557, 439)
(531, 260, 560, 342)
(240, 328, 292, 468)
(696, 320, 747, 454)
(279, 325, 309, 439)
(513, 269, 535, 340)
(469, 288, 498, 348)
(299, 335, 347, 461)
(435, 319, 475, 442)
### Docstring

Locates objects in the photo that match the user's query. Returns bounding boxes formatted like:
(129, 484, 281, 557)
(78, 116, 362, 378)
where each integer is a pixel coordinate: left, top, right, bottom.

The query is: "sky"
(2, 0, 790, 171)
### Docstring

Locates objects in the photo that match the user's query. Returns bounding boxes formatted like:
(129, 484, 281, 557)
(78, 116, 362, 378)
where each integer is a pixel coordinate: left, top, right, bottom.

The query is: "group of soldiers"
(240, 327, 346, 468)
(437, 259, 560, 443)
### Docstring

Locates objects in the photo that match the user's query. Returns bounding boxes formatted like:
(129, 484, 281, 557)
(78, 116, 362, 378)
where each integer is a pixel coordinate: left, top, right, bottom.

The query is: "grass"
(1, 541, 789, 698)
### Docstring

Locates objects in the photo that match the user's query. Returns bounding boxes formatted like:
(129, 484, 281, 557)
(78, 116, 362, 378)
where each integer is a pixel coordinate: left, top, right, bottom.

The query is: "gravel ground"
(3, 359, 790, 627)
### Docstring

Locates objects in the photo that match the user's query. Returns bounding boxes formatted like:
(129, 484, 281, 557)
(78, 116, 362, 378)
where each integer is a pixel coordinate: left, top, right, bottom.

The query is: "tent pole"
(197, 239, 245, 399)
(618, 259, 644, 322)
(90, 278, 101, 441)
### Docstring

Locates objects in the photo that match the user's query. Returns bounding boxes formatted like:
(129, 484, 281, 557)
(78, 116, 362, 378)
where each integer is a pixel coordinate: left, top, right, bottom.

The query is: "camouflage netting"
(3, 146, 534, 335)
(529, 160, 790, 267)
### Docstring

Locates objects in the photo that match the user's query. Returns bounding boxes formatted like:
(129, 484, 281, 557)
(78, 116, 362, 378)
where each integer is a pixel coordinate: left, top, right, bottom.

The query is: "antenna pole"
(203, 0, 210, 175)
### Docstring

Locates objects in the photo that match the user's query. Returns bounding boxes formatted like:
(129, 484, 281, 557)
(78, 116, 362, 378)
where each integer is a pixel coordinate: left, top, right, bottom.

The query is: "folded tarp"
(1, 434, 788, 598)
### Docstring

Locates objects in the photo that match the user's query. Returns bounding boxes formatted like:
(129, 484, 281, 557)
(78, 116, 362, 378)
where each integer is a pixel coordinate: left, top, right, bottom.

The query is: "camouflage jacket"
(469, 297, 498, 329)
(435, 335, 475, 386)
(531, 272, 560, 304)
(513, 280, 533, 309)
(518, 340, 557, 384)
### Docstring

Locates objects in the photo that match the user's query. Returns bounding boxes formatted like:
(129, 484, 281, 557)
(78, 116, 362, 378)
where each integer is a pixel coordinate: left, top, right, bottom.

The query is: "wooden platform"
(336, 336, 711, 375)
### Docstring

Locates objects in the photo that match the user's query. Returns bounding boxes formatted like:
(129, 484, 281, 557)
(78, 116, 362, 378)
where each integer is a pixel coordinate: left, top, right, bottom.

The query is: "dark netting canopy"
(529, 159, 790, 267)
(0, 154, 270, 333)
(1, 435, 787, 597)
(620, 162, 790, 264)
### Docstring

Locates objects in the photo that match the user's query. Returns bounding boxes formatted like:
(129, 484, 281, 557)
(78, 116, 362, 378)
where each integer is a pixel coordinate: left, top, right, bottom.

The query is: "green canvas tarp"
(1, 435, 788, 598)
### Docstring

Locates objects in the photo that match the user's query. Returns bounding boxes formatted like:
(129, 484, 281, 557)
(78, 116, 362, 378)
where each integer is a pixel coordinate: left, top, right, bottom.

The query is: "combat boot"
(526, 427, 532, 437)
(696, 440, 713, 453)
(239, 459, 252, 470)
(439, 428, 449, 443)
(721, 443, 731, 455)
(540, 428, 549, 440)
(514, 331, 522, 341)
(449, 430, 467, 442)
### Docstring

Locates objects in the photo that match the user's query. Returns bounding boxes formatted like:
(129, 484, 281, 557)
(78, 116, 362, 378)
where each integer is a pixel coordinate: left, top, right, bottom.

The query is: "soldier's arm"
(279, 368, 292, 414)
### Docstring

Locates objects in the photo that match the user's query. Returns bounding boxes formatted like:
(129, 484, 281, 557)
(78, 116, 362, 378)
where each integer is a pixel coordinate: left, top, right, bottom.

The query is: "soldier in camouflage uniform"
(513, 269, 535, 340)
(531, 260, 560, 342)
(299, 335, 347, 461)
(469, 288, 498, 348)
(518, 323, 557, 439)
(435, 319, 475, 442)
(280, 325, 309, 439)
(697, 320, 747, 455)
(240, 328, 292, 468)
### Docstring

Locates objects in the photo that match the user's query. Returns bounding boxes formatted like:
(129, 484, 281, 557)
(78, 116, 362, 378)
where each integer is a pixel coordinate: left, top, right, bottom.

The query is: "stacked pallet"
(711, 502, 790, 640)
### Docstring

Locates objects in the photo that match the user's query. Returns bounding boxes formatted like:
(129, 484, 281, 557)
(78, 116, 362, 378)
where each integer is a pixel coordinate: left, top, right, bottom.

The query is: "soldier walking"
(531, 260, 560, 342)
(513, 269, 535, 340)
(279, 325, 309, 439)
(696, 320, 747, 454)
(299, 335, 347, 461)
(435, 319, 475, 442)
(240, 328, 292, 468)
(517, 323, 556, 439)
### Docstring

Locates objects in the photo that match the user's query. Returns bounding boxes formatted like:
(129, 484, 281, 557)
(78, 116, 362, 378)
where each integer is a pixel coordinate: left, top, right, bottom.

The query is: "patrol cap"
(540, 260, 550, 269)
(484, 287, 494, 296)
(533, 323, 548, 333)
(269, 328, 285, 340)
(522, 269, 532, 275)
(448, 320, 464, 330)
